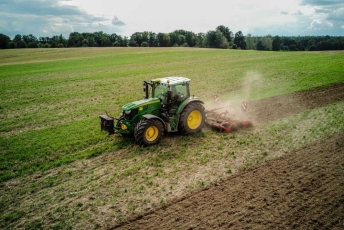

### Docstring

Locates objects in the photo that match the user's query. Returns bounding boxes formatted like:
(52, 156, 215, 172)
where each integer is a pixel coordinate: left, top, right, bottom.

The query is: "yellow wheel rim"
(145, 126, 159, 141)
(187, 110, 202, 129)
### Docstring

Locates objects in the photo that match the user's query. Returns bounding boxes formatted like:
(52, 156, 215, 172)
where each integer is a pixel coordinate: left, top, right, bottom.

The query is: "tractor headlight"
(125, 110, 131, 114)
(121, 124, 127, 130)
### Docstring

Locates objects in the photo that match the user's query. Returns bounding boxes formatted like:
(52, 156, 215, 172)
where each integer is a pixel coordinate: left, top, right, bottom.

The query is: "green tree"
(82, 39, 89, 47)
(38, 37, 47, 44)
(245, 34, 255, 50)
(234, 31, 246, 49)
(219, 36, 229, 49)
(8, 42, 17, 48)
(216, 25, 232, 43)
(204, 30, 228, 49)
(180, 42, 189, 47)
(178, 35, 185, 46)
(142, 31, 149, 44)
(272, 36, 281, 51)
(87, 37, 98, 47)
(157, 33, 171, 47)
(130, 32, 144, 47)
(169, 31, 178, 46)
(289, 44, 298, 51)
(0, 33, 10, 49)
(17, 40, 28, 48)
(58, 34, 67, 47)
(115, 35, 124, 47)
(100, 35, 111, 47)
(122, 36, 129, 47)
(50, 35, 60, 48)
(141, 41, 148, 47)
(185, 31, 197, 47)
(93, 31, 102, 46)
(13, 34, 22, 43)
(148, 32, 157, 47)
(196, 33, 205, 47)
(256, 40, 265, 50)
(109, 33, 118, 44)
(68, 32, 83, 47)
(262, 36, 272, 51)
(128, 38, 138, 47)
(22, 34, 37, 45)
(163, 34, 171, 47)
(28, 42, 38, 48)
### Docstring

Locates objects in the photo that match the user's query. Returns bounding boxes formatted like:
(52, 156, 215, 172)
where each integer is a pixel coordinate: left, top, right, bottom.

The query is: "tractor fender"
(176, 97, 204, 115)
(142, 114, 167, 131)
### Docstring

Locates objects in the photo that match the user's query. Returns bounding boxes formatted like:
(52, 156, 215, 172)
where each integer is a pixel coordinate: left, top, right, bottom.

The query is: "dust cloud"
(204, 71, 263, 124)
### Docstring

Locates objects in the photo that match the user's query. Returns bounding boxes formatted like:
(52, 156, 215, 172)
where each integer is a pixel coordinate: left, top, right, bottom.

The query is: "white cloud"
(0, 0, 343, 38)
(309, 19, 333, 30)
(68, 0, 305, 36)
(327, 8, 344, 21)
(299, 0, 344, 34)
(112, 16, 125, 26)
(0, 0, 125, 38)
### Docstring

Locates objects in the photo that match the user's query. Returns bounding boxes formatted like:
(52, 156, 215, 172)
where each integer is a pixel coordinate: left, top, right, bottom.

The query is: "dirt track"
(112, 83, 344, 230)
(248, 82, 344, 124)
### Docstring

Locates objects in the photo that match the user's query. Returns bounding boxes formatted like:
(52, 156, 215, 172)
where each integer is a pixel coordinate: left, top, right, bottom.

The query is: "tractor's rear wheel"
(179, 102, 205, 134)
(134, 119, 164, 146)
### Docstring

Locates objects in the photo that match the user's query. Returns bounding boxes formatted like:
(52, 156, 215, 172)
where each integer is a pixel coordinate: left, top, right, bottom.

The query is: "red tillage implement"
(205, 102, 251, 133)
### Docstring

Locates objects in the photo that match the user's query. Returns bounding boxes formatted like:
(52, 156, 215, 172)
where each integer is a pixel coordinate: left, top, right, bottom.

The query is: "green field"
(0, 47, 343, 229)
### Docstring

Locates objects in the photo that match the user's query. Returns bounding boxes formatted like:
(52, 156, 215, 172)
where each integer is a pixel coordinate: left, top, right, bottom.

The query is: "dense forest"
(1, 25, 344, 51)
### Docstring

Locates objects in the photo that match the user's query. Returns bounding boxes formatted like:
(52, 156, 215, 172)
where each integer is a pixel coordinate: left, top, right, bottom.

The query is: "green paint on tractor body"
(118, 98, 162, 134)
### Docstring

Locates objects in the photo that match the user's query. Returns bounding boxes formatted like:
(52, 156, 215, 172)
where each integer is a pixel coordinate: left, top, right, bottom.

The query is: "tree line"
(1, 25, 343, 51)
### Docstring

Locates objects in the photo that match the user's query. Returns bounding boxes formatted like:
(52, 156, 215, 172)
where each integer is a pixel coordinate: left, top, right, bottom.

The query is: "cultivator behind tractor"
(205, 101, 251, 133)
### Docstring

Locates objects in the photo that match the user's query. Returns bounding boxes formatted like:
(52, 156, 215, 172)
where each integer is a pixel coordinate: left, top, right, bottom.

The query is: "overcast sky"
(1, 0, 344, 39)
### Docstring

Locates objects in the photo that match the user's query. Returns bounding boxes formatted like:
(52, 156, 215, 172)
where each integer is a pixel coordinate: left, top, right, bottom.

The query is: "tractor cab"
(145, 77, 190, 111)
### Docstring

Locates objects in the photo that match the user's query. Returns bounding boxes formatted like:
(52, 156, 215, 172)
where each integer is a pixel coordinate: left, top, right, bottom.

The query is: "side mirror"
(143, 83, 146, 92)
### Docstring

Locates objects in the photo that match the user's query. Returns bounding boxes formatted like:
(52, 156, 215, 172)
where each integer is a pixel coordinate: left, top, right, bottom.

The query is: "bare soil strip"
(112, 131, 344, 230)
(248, 82, 344, 124)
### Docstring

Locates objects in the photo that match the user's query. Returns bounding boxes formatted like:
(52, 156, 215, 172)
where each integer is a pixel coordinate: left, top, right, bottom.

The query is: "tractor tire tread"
(134, 119, 164, 146)
(179, 102, 205, 134)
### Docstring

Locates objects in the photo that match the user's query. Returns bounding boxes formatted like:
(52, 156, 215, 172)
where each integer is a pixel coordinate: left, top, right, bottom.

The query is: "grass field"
(0, 47, 343, 229)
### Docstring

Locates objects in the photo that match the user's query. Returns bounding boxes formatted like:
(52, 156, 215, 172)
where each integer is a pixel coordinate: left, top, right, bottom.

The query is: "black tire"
(179, 102, 205, 134)
(134, 119, 164, 146)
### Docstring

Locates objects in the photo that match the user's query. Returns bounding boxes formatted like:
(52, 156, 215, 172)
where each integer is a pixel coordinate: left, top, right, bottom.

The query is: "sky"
(1, 0, 344, 39)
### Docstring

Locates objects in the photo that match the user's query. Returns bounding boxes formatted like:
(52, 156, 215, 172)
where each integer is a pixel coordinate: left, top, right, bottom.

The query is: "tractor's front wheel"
(179, 103, 205, 134)
(134, 119, 164, 146)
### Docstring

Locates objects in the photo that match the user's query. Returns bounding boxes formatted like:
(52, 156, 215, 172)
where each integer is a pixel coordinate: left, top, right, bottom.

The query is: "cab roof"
(151, 76, 190, 86)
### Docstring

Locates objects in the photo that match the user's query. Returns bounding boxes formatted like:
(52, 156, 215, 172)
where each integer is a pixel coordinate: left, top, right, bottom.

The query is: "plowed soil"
(112, 82, 344, 230)
(248, 82, 344, 124)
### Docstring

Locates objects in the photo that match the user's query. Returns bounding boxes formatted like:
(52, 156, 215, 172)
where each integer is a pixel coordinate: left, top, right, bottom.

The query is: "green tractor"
(100, 76, 205, 146)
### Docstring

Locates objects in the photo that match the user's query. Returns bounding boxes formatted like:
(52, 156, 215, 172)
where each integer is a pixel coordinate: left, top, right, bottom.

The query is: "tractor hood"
(122, 98, 160, 111)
